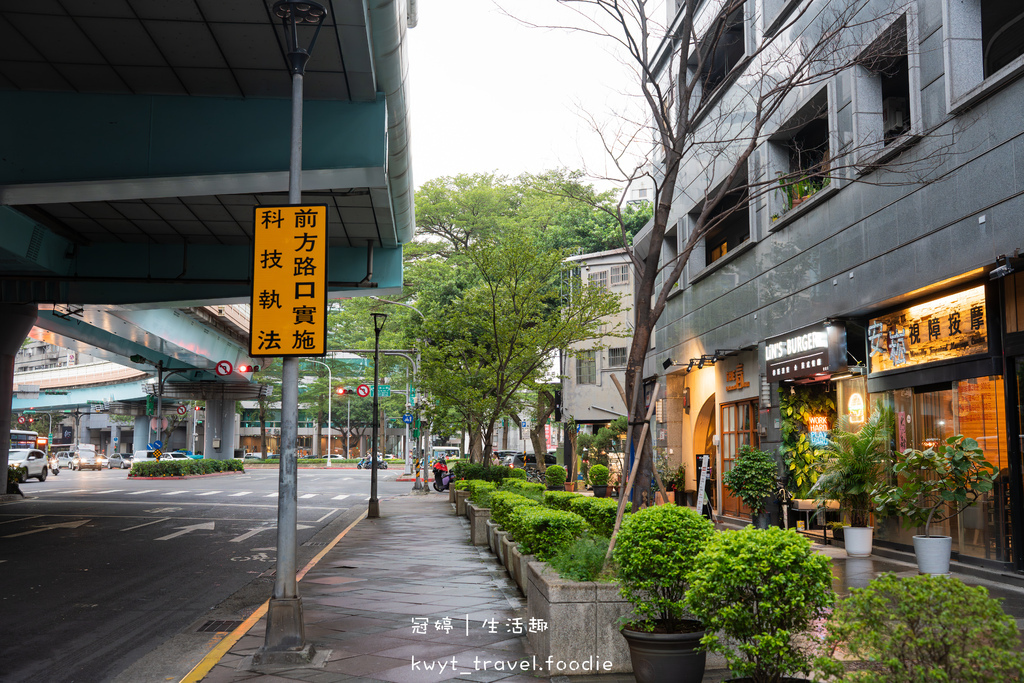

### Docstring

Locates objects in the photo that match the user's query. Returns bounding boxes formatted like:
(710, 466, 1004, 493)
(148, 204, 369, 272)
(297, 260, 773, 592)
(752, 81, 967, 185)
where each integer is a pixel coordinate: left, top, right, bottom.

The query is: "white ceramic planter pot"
(844, 526, 873, 558)
(913, 535, 952, 574)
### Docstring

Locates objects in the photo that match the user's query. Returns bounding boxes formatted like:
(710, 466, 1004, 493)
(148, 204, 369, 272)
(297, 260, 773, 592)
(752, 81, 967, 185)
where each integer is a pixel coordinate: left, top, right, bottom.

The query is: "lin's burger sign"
(765, 322, 847, 381)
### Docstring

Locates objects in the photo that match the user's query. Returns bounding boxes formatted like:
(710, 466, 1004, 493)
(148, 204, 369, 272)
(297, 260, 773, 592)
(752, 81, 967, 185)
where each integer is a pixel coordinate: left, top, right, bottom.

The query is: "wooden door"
(720, 399, 758, 519)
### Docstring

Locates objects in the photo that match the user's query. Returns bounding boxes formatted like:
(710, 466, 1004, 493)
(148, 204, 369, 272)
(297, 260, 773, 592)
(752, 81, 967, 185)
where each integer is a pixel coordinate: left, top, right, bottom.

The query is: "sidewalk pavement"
(184, 491, 1024, 683)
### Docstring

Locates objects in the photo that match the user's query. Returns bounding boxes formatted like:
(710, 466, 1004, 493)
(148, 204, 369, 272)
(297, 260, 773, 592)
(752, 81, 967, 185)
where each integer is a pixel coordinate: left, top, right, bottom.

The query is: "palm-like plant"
(812, 406, 892, 528)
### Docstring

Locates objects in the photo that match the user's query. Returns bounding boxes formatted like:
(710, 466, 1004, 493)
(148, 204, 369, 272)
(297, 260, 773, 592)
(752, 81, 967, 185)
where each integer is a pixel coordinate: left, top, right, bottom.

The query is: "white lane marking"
(0, 515, 43, 526)
(229, 524, 313, 543)
(163, 491, 189, 496)
(264, 493, 277, 498)
(331, 494, 349, 500)
(91, 490, 123, 494)
(121, 517, 170, 532)
(3, 519, 90, 538)
(228, 492, 252, 497)
(315, 509, 339, 523)
(196, 491, 222, 496)
(155, 521, 215, 541)
(126, 490, 157, 495)
(299, 493, 316, 499)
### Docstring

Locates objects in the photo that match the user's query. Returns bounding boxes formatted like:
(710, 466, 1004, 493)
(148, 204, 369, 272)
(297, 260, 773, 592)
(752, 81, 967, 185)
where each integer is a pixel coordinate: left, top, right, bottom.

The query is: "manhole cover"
(197, 620, 243, 633)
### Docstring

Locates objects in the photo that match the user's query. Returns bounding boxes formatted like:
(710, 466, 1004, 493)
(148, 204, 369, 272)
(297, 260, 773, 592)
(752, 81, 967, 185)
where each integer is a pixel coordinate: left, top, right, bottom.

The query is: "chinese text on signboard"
(868, 285, 986, 373)
(250, 205, 328, 357)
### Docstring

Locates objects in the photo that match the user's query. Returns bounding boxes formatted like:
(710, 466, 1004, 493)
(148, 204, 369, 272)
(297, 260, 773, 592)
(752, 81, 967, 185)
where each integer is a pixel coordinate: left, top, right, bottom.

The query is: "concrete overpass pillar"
(1, 304, 38, 477)
(110, 425, 121, 454)
(133, 415, 149, 451)
(204, 399, 238, 460)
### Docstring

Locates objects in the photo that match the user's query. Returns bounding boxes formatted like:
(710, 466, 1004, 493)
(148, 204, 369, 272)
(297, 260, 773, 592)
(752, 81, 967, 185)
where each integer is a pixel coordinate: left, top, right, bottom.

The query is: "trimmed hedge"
(130, 459, 245, 477)
(489, 491, 541, 530)
(498, 478, 546, 499)
(467, 480, 497, 507)
(452, 480, 472, 491)
(545, 464, 568, 488)
(506, 468, 528, 480)
(543, 490, 581, 511)
(507, 506, 588, 560)
(568, 496, 620, 537)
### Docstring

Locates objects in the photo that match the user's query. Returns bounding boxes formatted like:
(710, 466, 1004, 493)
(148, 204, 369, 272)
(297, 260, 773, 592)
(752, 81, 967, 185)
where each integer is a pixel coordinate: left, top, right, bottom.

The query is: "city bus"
(10, 429, 41, 449)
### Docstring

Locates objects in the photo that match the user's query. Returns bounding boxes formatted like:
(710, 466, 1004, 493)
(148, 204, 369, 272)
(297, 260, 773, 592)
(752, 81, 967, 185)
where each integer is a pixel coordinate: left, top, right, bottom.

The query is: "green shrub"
(130, 459, 245, 477)
(452, 479, 472, 491)
(721, 445, 777, 516)
(613, 505, 715, 632)
(506, 467, 527, 480)
(466, 480, 496, 507)
(485, 464, 515, 482)
(686, 526, 833, 683)
(507, 506, 587, 560)
(498, 478, 545, 499)
(816, 573, 1024, 683)
(543, 490, 580, 511)
(489, 491, 541, 530)
(453, 461, 485, 481)
(568, 496, 619, 537)
(548, 534, 610, 582)
(8, 464, 25, 488)
(545, 464, 568, 488)
(588, 463, 609, 486)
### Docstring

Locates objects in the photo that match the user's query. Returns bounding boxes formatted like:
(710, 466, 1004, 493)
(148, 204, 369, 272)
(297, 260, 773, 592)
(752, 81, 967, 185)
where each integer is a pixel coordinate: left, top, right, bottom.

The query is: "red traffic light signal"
(336, 386, 348, 395)
(238, 363, 261, 373)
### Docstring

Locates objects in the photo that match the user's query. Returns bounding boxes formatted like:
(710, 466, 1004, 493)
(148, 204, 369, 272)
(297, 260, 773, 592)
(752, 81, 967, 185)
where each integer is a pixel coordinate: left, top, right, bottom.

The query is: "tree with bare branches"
(521, 0, 958, 506)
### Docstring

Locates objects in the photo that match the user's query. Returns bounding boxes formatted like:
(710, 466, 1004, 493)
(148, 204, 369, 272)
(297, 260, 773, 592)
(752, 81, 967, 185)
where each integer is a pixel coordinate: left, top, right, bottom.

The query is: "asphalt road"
(0, 465, 412, 683)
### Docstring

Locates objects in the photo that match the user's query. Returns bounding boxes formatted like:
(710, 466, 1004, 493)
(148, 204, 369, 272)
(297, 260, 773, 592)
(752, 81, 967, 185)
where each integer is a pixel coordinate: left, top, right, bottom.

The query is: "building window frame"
(851, 7, 922, 168)
(608, 347, 628, 368)
(588, 269, 609, 290)
(610, 264, 630, 286)
(576, 350, 597, 385)
(942, 0, 1024, 113)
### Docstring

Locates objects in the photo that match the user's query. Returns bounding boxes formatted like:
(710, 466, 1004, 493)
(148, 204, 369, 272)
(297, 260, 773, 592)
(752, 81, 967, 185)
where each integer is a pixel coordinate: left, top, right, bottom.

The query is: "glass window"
(704, 187, 749, 266)
(588, 270, 608, 290)
(576, 351, 597, 384)
(610, 264, 630, 285)
(720, 399, 759, 518)
(608, 347, 627, 368)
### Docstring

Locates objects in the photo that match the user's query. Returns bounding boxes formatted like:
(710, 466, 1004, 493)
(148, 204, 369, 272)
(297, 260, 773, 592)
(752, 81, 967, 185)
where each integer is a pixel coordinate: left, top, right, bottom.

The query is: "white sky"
(406, 0, 645, 190)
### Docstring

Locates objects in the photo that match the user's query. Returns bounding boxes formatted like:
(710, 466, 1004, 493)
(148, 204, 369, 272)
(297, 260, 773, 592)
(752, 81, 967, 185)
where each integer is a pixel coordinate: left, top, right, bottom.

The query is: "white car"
(8, 449, 49, 482)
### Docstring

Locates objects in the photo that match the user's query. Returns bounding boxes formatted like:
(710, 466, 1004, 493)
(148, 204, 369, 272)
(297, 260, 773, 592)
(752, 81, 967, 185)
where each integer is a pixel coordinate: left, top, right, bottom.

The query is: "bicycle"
(524, 467, 544, 484)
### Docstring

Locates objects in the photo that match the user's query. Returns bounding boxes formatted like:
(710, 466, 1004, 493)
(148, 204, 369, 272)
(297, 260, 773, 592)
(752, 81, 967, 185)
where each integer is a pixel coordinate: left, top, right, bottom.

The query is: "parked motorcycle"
(432, 461, 453, 492)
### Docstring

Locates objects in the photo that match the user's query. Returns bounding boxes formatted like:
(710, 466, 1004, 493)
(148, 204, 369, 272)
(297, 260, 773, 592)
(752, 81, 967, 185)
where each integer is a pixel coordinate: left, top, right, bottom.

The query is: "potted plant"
(816, 573, 1024, 682)
(686, 526, 834, 683)
(613, 505, 716, 683)
(873, 434, 996, 574)
(811, 407, 891, 557)
(662, 465, 687, 505)
(722, 445, 777, 528)
(589, 463, 610, 497)
(545, 464, 568, 491)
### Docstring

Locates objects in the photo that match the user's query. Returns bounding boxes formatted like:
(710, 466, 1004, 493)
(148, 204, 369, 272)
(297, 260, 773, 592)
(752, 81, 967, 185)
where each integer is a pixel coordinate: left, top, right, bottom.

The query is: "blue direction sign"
(402, 413, 414, 424)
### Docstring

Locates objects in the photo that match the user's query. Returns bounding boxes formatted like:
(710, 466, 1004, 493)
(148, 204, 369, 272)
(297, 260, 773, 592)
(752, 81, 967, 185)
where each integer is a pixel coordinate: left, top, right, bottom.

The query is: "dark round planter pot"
(593, 485, 608, 497)
(620, 623, 706, 683)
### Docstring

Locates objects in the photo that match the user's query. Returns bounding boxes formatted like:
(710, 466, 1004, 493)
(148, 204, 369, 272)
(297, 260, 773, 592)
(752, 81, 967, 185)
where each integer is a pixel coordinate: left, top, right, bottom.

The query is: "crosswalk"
(33, 489, 364, 501)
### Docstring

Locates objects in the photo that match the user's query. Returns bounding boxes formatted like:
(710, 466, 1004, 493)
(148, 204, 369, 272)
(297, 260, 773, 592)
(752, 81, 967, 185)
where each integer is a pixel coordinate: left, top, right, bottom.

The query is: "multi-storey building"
(637, 0, 1024, 571)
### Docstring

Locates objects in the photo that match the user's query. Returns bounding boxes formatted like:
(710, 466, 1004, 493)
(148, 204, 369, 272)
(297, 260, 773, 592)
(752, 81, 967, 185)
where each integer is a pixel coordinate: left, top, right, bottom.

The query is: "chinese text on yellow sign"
(250, 205, 328, 357)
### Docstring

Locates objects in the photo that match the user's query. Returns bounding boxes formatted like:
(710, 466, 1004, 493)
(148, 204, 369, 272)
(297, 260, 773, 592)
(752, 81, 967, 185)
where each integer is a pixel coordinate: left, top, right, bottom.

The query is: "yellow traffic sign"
(250, 205, 328, 357)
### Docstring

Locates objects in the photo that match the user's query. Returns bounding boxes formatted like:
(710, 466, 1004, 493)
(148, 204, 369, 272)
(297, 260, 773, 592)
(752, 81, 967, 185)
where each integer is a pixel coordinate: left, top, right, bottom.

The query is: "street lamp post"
(306, 359, 332, 463)
(257, 0, 327, 666)
(369, 312, 387, 518)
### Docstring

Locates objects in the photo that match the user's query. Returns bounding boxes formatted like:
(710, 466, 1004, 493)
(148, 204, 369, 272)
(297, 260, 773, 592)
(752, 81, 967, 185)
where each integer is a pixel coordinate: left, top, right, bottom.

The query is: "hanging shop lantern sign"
(867, 285, 987, 374)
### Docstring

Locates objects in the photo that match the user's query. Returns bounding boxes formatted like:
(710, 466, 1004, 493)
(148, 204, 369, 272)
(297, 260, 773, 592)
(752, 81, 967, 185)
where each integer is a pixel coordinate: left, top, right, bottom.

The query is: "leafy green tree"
(417, 227, 622, 463)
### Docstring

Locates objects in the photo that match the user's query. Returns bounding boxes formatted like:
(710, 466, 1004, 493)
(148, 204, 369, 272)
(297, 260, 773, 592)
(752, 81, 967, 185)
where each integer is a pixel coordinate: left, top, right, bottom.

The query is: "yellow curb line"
(179, 510, 369, 683)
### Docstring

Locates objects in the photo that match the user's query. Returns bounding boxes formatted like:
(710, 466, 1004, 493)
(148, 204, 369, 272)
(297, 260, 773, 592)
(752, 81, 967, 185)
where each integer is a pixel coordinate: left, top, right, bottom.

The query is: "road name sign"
(250, 204, 328, 357)
(374, 385, 391, 397)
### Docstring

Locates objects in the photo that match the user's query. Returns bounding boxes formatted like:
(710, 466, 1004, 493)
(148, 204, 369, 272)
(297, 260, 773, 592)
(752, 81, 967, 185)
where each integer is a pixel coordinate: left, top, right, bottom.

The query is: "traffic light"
(195, 406, 204, 425)
(238, 363, 261, 373)
(336, 386, 351, 395)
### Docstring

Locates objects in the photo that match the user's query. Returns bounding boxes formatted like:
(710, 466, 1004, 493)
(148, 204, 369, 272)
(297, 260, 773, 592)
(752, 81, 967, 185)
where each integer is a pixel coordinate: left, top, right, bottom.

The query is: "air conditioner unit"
(882, 97, 907, 135)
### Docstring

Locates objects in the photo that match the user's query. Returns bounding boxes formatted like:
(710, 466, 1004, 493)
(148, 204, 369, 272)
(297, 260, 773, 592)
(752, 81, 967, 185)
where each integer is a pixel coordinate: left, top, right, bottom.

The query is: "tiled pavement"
(188, 492, 1024, 683)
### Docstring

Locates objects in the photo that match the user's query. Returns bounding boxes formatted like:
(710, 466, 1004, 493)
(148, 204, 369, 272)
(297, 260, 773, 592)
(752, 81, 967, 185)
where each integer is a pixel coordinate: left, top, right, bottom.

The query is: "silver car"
(107, 452, 134, 469)
(73, 450, 104, 471)
(9, 449, 49, 482)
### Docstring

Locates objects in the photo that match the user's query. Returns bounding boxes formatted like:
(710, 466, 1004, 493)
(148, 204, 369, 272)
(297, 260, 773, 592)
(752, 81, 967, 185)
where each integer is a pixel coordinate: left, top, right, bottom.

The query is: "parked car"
(496, 450, 523, 467)
(512, 452, 558, 469)
(8, 449, 49, 482)
(242, 452, 264, 461)
(132, 449, 190, 465)
(107, 452, 134, 469)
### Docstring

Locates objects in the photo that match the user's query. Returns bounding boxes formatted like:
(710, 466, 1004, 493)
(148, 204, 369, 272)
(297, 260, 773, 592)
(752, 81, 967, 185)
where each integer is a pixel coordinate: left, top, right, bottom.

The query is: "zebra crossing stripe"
(126, 490, 156, 495)
(299, 493, 316, 499)
(331, 494, 349, 500)
(228, 491, 251, 497)
(196, 491, 222, 496)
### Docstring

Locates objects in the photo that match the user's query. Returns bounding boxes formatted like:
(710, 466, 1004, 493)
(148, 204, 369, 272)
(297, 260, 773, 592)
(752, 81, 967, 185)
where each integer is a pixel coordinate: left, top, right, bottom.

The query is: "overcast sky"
(406, 0, 640, 190)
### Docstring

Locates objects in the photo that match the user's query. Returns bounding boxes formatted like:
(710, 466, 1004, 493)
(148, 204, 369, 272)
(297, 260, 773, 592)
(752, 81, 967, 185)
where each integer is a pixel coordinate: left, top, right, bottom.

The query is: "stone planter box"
(500, 533, 514, 573)
(526, 561, 633, 674)
(495, 529, 509, 566)
(486, 519, 499, 554)
(450, 483, 458, 504)
(455, 489, 470, 516)
(467, 503, 491, 546)
(507, 544, 535, 595)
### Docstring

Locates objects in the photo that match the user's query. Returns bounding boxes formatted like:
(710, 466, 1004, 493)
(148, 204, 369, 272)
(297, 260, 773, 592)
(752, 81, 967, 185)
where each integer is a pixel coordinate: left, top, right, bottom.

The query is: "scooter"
(48, 456, 60, 476)
(432, 464, 454, 492)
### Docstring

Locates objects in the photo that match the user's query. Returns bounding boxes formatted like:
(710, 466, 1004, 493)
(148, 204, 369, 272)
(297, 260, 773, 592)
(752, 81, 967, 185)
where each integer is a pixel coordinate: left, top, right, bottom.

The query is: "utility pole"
(369, 312, 387, 518)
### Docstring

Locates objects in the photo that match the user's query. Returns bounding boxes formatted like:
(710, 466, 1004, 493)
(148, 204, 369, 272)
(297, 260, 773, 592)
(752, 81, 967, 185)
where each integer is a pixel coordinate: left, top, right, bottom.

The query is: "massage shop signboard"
(868, 285, 987, 374)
